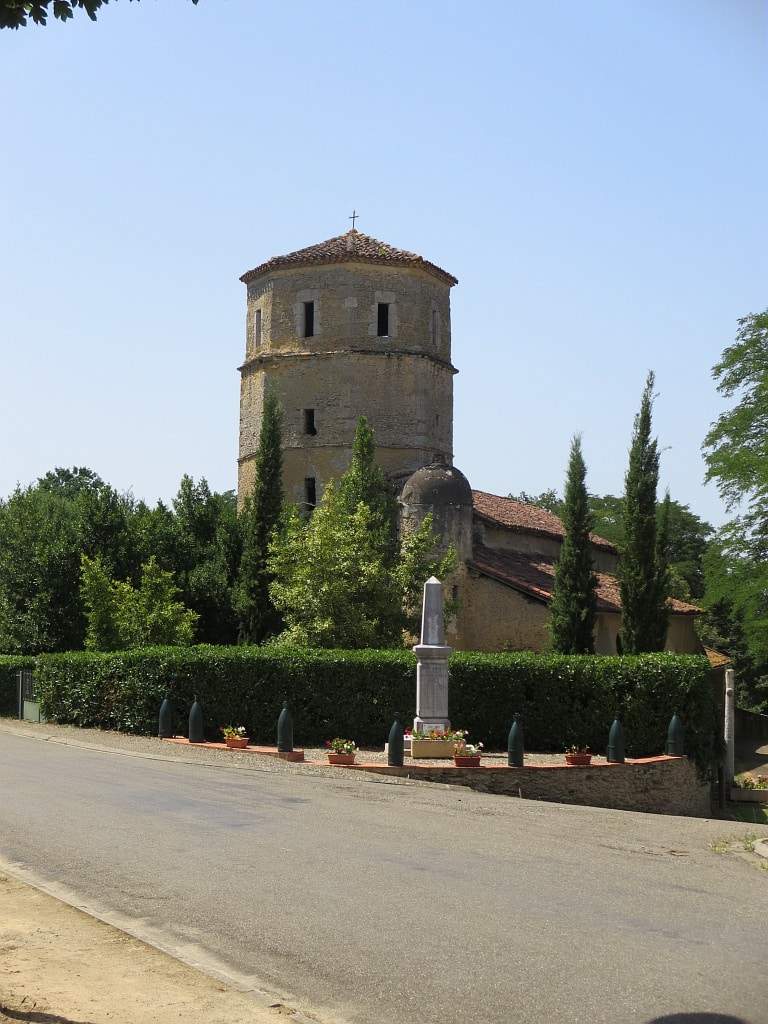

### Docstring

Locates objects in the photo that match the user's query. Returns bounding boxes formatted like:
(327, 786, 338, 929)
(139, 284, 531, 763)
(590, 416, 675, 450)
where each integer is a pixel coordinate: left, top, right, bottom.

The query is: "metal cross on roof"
(349, 209, 359, 230)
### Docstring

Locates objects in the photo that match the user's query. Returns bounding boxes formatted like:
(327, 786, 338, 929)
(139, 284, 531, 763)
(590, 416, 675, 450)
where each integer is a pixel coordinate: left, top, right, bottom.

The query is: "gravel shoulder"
(0, 871, 307, 1024)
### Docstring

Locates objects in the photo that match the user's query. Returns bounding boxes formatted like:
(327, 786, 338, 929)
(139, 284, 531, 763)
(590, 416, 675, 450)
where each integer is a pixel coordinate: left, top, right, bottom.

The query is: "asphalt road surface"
(0, 730, 765, 1024)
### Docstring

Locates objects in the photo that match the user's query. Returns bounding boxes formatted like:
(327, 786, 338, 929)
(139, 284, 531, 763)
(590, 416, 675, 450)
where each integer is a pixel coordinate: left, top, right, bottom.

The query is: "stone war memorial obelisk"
(412, 577, 451, 735)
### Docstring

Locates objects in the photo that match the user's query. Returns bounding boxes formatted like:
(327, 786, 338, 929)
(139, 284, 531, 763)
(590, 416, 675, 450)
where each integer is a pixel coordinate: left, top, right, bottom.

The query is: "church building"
(237, 228, 701, 654)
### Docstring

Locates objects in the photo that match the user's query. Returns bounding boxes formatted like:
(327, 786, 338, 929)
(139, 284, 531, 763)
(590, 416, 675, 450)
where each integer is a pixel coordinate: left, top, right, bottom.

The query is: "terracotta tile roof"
(704, 647, 732, 669)
(471, 545, 701, 616)
(472, 490, 618, 554)
(240, 230, 458, 287)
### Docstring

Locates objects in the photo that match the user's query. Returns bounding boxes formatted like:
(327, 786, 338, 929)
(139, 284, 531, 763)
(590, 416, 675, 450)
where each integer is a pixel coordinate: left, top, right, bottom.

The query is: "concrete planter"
(730, 787, 768, 803)
(410, 738, 455, 759)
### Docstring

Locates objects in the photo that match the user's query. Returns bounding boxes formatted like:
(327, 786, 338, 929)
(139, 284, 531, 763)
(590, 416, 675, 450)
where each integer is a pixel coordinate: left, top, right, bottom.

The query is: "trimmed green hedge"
(31, 646, 718, 773)
(0, 655, 34, 716)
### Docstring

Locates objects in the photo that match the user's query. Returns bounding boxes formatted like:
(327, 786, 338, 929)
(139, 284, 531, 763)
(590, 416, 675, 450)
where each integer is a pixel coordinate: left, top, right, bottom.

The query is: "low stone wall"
(348, 756, 712, 817)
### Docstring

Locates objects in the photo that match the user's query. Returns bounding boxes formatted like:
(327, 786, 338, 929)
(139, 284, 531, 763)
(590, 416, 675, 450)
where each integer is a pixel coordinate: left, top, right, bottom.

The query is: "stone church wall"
(455, 573, 551, 652)
(595, 611, 700, 655)
(476, 521, 618, 574)
(239, 350, 453, 506)
(239, 262, 455, 507)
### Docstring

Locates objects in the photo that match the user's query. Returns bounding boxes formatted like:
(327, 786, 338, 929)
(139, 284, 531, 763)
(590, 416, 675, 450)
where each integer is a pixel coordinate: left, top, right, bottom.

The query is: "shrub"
(31, 646, 717, 774)
(0, 655, 35, 715)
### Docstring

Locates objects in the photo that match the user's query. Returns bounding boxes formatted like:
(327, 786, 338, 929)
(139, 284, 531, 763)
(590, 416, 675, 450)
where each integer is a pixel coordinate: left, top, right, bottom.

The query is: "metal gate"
(17, 668, 44, 723)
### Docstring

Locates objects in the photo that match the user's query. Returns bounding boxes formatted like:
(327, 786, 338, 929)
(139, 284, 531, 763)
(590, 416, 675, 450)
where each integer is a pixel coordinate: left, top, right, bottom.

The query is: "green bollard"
(277, 702, 294, 752)
(158, 697, 174, 739)
(388, 713, 404, 767)
(188, 698, 204, 743)
(508, 713, 524, 767)
(607, 717, 625, 763)
(665, 712, 685, 756)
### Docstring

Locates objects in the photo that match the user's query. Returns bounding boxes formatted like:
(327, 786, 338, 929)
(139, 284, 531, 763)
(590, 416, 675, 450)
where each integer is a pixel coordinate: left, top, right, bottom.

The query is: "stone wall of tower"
(238, 261, 455, 506)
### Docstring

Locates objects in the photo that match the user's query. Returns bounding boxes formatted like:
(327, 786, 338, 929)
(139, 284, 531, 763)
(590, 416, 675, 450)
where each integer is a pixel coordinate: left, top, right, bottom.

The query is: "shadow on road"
(0, 1006, 98, 1024)
(646, 1015, 752, 1024)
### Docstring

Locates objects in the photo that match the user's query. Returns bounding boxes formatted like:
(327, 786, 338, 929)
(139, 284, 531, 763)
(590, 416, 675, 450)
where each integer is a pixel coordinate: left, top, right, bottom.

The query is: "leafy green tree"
(269, 486, 398, 649)
(0, 468, 136, 653)
(619, 372, 668, 652)
(704, 310, 768, 514)
(339, 417, 397, 532)
(393, 512, 457, 639)
(0, 0, 197, 30)
(507, 489, 561, 513)
(649, 491, 672, 649)
(549, 436, 597, 654)
(80, 554, 121, 651)
(80, 554, 197, 650)
(169, 476, 240, 644)
(234, 392, 284, 643)
(702, 309, 768, 690)
(268, 419, 453, 649)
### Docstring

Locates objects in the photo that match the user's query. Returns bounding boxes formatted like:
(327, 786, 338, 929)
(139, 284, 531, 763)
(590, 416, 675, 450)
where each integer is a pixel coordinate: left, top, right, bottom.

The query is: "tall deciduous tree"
(268, 419, 453, 648)
(81, 554, 198, 650)
(234, 392, 284, 644)
(702, 310, 768, 679)
(549, 436, 597, 654)
(170, 476, 240, 644)
(0, 468, 136, 653)
(620, 372, 668, 652)
(0, 0, 197, 30)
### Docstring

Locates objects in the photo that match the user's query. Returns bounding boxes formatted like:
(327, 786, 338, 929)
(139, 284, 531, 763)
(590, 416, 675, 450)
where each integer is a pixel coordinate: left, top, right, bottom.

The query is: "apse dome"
(400, 463, 473, 508)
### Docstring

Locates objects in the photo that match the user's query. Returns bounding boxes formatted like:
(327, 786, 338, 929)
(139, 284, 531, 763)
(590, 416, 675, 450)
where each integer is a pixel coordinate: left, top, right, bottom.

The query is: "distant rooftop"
(240, 229, 458, 287)
(471, 545, 701, 616)
(472, 490, 618, 554)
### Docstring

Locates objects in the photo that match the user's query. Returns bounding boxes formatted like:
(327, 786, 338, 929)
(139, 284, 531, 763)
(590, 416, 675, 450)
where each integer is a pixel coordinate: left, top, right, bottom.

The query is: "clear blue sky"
(1, 0, 765, 526)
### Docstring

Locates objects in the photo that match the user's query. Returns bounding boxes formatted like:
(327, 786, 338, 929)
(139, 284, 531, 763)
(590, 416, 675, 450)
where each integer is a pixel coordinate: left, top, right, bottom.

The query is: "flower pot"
(565, 753, 592, 766)
(327, 752, 356, 765)
(410, 738, 455, 759)
(454, 755, 482, 767)
(225, 736, 249, 749)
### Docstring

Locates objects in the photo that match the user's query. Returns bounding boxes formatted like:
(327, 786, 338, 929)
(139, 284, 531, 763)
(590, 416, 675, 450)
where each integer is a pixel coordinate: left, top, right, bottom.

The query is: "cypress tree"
(550, 435, 598, 653)
(619, 372, 667, 652)
(649, 490, 672, 650)
(234, 392, 283, 643)
(338, 416, 397, 549)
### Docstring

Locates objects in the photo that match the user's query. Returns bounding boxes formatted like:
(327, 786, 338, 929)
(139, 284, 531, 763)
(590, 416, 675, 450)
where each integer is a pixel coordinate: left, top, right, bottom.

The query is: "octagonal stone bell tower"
(237, 229, 458, 509)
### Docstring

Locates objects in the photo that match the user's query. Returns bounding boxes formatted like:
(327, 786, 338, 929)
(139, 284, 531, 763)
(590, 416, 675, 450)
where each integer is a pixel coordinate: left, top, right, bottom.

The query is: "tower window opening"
(304, 408, 317, 436)
(377, 302, 390, 337)
(303, 301, 315, 338)
(431, 309, 439, 346)
(304, 476, 317, 511)
(253, 308, 262, 347)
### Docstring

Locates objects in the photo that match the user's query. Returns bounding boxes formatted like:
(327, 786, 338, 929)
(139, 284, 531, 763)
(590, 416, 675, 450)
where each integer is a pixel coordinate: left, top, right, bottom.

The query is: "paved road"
(0, 730, 765, 1024)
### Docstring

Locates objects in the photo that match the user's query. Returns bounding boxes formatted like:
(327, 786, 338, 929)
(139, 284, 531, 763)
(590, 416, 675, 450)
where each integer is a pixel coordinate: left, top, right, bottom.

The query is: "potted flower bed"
(731, 773, 768, 803)
(408, 728, 460, 759)
(222, 725, 249, 749)
(325, 738, 357, 765)
(453, 733, 483, 767)
(565, 745, 592, 766)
